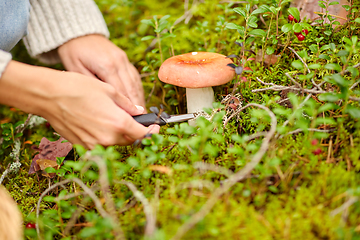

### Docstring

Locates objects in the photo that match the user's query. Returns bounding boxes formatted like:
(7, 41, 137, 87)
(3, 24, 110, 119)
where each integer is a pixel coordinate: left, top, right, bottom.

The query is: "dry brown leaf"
(29, 136, 72, 176)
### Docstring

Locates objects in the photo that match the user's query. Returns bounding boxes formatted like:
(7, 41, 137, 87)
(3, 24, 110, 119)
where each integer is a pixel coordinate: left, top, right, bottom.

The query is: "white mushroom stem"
(186, 87, 215, 113)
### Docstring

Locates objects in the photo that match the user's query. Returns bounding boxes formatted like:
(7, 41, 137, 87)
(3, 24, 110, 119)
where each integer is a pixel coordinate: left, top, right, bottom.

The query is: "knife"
(133, 113, 195, 127)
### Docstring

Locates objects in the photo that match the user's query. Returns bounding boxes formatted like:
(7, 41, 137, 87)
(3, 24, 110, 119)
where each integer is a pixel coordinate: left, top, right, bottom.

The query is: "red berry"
(313, 148, 322, 155)
(297, 34, 305, 41)
(302, 29, 309, 35)
(294, 18, 300, 23)
(311, 139, 318, 146)
(26, 223, 36, 229)
(288, 14, 295, 21)
(294, 32, 300, 36)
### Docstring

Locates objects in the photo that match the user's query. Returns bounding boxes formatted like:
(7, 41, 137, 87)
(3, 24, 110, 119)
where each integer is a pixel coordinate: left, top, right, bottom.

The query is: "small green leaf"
(309, 44, 319, 53)
(248, 29, 266, 37)
(252, 8, 266, 15)
(56, 157, 65, 166)
(309, 64, 321, 69)
(336, 50, 349, 57)
(354, 18, 360, 23)
(329, 1, 339, 5)
(281, 23, 292, 33)
(268, 186, 278, 193)
(315, 117, 336, 125)
(342, 5, 351, 11)
(159, 15, 171, 24)
(291, 60, 304, 69)
(127, 157, 140, 168)
(245, 4, 251, 13)
(140, 19, 155, 27)
(319, 54, 330, 60)
(288, 7, 300, 21)
(318, 93, 342, 102)
(266, 46, 275, 55)
(141, 35, 155, 41)
(270, 6, 278, 14)
(293, 23, 302, 32)
(325, 63, 341, 72)
(346, 105, 360, 118)
(318, 3, 326, 8)
(324, 30, 332, 36)
(332, 74, 348, 87)
(45, 167, 56, 173)
(234, 7, 246, 17)
(225, 23, 242, 30)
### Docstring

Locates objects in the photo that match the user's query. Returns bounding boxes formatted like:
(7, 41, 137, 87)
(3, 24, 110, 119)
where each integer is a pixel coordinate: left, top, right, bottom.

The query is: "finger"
(147, 124, 160, 134)
(119, 117, 155, 144)
(74, 64, 98, 80)
(120, 64, 146, 107)
(110, 88, 144, 116)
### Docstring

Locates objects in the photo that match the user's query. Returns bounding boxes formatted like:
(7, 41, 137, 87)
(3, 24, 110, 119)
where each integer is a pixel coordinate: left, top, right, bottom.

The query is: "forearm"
(0, 61, 56, 116)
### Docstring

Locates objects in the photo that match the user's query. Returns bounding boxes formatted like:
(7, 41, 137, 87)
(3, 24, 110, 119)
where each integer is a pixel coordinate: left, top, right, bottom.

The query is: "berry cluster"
(287, 14, 309, 42)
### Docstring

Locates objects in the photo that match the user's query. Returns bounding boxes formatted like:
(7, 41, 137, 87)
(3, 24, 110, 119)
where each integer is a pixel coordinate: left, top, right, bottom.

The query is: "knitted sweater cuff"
(23, 0, 110, 65)
(0, 50, 12, 79)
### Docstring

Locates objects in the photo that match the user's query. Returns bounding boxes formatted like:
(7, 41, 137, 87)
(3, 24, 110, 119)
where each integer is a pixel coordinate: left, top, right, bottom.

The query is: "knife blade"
(133, 113, 195, 127)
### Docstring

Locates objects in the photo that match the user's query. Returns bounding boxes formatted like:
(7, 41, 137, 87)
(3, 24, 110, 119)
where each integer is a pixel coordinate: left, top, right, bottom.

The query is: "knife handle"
(133, 113, 167, 127)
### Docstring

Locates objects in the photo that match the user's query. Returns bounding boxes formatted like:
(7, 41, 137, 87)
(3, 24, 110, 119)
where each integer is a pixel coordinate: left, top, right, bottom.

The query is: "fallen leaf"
(29, 137, 72, 176)
(36, 159, 59, 170)
(36, 159, 60, 178)
(256, 51, 280, 65)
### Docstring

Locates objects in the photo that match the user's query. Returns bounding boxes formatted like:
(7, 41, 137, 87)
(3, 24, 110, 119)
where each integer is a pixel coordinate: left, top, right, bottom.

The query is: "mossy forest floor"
(1, 0, 360, 239)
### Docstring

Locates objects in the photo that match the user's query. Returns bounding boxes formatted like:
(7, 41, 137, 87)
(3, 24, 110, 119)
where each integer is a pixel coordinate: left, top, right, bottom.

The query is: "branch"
(193, 162, 234, 177)
(116, 181, 156, 237)
(87, 154, 125, 240)
(288, 46, 310, 74)
(330, 196, 359, 217)
(171, 103, 277, 240)
(36, 178, 110, 239)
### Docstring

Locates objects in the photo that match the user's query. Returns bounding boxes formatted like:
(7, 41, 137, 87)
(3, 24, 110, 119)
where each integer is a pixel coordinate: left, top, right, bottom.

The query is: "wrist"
(0, 61, 58, 116)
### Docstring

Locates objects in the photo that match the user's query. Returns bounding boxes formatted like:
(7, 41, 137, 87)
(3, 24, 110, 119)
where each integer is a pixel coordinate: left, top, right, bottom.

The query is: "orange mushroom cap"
(158, 52, 235, 88)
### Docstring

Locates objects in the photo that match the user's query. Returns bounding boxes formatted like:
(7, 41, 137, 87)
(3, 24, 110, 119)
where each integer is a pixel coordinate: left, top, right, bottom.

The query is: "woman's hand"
(58, 34, 145, 108)
(0, 61, 159, 149)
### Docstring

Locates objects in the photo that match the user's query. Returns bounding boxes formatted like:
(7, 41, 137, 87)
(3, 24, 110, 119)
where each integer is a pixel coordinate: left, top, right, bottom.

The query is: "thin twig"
(176, 180, 216, 192)
(88, 154, 125, 240)
(64, 199, 89, 236)
(36, 178, 110, 239)
(54, 186, 100, 201)
(285, 72, 302, 88)
(171, 103, 277, 240)
(288, 47, 310, 74)
(116, 181, 157, 237)
(330, 196, 359, 217)
(193, 162, 234, 177)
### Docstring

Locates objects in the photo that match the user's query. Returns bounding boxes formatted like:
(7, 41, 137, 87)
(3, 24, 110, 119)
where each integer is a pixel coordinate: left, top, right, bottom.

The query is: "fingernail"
(135, 105, 144, 113)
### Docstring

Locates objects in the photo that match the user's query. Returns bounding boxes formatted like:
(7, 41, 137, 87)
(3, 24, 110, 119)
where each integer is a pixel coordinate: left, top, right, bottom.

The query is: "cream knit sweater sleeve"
(0, 50, 12, 78)
(0, 0, 110, 77)
(23, 0, 110, 64)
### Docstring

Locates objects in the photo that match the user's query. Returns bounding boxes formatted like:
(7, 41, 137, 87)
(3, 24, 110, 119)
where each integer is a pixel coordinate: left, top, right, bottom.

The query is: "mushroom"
(158, 52, 235, 116)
